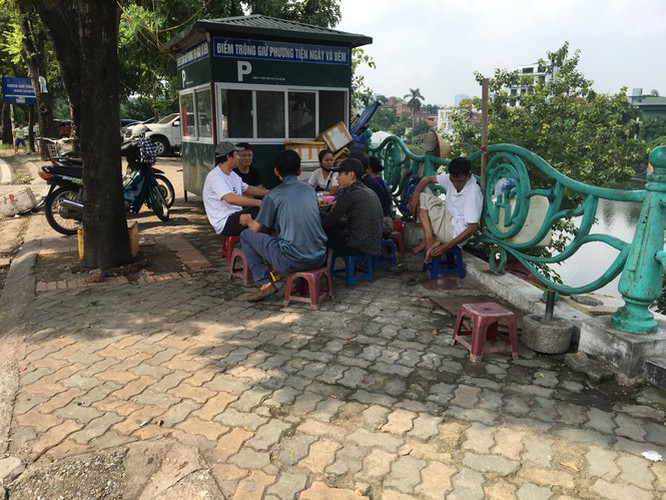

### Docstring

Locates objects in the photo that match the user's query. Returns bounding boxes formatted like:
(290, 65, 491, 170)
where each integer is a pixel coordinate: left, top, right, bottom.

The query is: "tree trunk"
(31, 1, 82, 151)
(15, 4, 57, 154)
(79, 0, 131, 268)
(1, 103, 12, 145)
(16, 3, 55, 156)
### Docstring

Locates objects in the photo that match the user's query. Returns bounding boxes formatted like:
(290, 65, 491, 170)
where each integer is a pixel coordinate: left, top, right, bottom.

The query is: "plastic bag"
(494, 177, 516, 197)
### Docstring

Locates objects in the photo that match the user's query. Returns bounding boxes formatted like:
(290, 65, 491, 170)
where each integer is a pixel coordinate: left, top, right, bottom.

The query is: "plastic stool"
(452, 302, 519, 363)
(374, 239, 398, 270)
(283, 267, 334, 310)
(390, 230, 405, 256)
(329, 252, 374, 287)
(228, 248, 251, 285)
(221, 235, 241, 263)
(422, 246, 464, 279)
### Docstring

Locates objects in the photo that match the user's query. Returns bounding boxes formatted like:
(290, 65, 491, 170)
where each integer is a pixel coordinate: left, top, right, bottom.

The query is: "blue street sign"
(1, 76, 37, 105)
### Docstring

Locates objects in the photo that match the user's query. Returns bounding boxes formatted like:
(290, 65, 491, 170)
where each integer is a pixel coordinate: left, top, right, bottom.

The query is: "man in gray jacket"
(322, 158, 383, 256)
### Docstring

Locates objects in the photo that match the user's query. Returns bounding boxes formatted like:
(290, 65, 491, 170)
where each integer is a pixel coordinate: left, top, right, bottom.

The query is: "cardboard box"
(284, 141, 326, 162)
(320, 121, 353, 153)
(0, 187, 36, 217)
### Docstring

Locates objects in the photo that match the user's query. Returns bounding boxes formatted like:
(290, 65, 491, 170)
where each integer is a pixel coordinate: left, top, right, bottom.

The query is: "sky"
(336, 0, 666, 106)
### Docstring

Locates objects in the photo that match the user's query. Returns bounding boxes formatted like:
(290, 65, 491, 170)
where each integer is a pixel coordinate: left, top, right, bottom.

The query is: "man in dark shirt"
(350, 151, 392, 217)
(233, 142, 263, 187)
(322, 158, 383, 256)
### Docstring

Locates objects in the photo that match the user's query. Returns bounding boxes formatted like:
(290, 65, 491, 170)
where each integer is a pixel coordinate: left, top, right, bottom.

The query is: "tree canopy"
(448, 42, 644, 186)
(2, 0, 345, 269)
(117, 0, 342, 116)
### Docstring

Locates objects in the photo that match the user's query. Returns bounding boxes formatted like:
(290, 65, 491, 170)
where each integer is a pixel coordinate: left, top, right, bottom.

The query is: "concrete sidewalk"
(1, 166, 666, 498)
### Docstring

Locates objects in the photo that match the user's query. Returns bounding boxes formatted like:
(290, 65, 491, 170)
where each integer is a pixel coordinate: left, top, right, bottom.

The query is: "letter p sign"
(237, 61, 252, 82)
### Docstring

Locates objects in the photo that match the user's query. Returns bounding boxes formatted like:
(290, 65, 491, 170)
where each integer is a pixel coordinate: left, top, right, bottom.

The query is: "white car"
(126, 113, 181, 156)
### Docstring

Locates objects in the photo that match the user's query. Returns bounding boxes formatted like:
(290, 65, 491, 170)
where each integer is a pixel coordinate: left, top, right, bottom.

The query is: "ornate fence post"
(611, 146, 666, 333)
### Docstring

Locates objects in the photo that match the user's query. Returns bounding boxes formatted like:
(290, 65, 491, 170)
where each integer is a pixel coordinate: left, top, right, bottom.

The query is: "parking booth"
(163, 15, 372, 194)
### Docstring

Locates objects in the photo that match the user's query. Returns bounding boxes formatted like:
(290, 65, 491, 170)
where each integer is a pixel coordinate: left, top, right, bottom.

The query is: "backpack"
(120, 139, 141, 169)
(398, 174, 419, 216)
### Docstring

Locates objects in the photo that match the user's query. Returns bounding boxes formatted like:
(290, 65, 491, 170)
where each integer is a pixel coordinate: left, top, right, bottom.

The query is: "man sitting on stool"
(203, 141, 268, 236)
(240, 149, 328, 302)
(322, 158, 383, 257)
(408, 156, 483, 262)
(234, 142, 263, 187)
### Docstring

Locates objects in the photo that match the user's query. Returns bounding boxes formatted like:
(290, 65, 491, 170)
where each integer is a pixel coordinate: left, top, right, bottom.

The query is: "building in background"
(438, 98, 481, 137)
(629, 88, 666, 113)
(454, 93, 469, 106)
(506, 63, 550, 106)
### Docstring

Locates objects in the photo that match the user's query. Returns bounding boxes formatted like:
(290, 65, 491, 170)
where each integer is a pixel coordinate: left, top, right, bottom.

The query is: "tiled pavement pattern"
(7, 202, 666, 499)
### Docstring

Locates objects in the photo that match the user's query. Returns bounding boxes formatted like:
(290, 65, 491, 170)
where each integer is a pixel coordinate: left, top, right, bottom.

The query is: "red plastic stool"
(221, 235, 241, 262)
(452, 302, 519, 363)
(283, 267, 334, 310)
(228, 248, 251, 285)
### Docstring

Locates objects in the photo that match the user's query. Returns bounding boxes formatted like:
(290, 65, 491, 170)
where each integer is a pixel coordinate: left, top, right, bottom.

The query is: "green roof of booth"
(163, 14, 372, 52)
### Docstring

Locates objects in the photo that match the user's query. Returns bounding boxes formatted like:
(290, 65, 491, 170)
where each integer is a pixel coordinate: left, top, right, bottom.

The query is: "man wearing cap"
(233, 142, 263, 187)
(350, 150, 391, 217)
(203, 141, 269, 236)
(322, 158, 383, 256)
(239, 149, 328, 302)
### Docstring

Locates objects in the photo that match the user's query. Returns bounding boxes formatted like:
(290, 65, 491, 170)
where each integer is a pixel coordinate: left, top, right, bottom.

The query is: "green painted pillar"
(611, 146, 666, 333)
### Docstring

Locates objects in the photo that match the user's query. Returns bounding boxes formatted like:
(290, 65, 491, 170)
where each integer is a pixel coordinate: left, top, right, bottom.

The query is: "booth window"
(180, 93, 195, 137)
(288, 92, 315, 138)
(195, 88, 212, 139)
(222, 89, 252, 138)
(256, 91, 285, 138)
(319, 90, 346, 131)
(179, 85, 212, 141)
(217, 85, 347, 141)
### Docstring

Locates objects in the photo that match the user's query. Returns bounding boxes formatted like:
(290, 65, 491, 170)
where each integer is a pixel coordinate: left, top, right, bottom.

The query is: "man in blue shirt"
(239, 149, 328, 302)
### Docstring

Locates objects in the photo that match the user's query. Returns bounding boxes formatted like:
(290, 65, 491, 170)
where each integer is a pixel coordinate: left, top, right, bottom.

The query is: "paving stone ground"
(1, 159, 666, 498)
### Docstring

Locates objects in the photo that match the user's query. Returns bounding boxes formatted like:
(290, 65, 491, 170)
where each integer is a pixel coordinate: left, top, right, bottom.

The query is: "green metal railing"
(370, 134, 666, 334)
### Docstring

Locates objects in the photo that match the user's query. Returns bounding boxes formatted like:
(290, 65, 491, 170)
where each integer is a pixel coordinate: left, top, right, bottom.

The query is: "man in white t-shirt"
(408, 156, 483, 262)
(203, 141, 268, 236)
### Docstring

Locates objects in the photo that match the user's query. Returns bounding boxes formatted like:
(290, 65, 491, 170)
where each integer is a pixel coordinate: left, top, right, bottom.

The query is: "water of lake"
(552, 198, 643, 298)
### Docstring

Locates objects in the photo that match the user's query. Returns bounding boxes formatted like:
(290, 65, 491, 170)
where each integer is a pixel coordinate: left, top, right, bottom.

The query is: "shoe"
(246, 284, 278, 302)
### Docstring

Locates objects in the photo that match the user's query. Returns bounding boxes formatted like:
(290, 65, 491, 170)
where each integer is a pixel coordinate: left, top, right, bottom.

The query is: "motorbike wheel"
(154, 174, 175, 208)
(44, 187, 81, 236)
(150, 184, 169, 221)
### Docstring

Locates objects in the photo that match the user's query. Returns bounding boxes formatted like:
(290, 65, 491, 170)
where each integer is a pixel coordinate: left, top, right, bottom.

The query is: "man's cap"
(331, 158, 364, 178)
(215, 141, 242, 156)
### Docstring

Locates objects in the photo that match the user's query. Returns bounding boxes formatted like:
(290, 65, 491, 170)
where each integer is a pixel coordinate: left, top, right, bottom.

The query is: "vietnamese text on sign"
(213, 38, 348, 65)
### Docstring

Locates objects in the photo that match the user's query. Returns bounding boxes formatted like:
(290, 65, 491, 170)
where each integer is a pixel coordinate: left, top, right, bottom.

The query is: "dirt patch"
(7, 449, 125, 500)
(36, 243, 186, 283)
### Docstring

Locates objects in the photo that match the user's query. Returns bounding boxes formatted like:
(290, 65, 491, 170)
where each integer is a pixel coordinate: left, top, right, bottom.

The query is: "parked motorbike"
(47, 153, 175, 209)
(120, 138, 175, 208)
(38, 158, 170, 236)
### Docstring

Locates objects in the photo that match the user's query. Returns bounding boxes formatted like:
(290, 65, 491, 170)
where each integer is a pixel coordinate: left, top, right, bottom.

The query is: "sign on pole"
(1, 77, 37, 105)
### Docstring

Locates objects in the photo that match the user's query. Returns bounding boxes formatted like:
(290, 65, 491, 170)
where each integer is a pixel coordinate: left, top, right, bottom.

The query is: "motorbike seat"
(44, 164, 83, 177)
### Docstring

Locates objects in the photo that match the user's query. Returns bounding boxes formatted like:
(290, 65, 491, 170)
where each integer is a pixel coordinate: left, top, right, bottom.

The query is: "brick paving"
(2, 188, 666, 498)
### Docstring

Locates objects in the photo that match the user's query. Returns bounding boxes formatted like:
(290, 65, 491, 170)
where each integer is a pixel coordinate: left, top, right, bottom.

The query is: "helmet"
(132, 124, 150, 137)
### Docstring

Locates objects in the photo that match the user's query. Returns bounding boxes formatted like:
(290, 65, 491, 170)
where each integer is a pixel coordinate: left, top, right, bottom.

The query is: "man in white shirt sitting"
(408, 156, 483, 262)
(203, 141, 268, 236)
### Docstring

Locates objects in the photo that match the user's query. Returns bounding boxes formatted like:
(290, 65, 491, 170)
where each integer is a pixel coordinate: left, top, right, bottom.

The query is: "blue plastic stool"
(422, 246, 465, 279)
(373, 238, 398, 270)
(330, 252, 374, 287)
